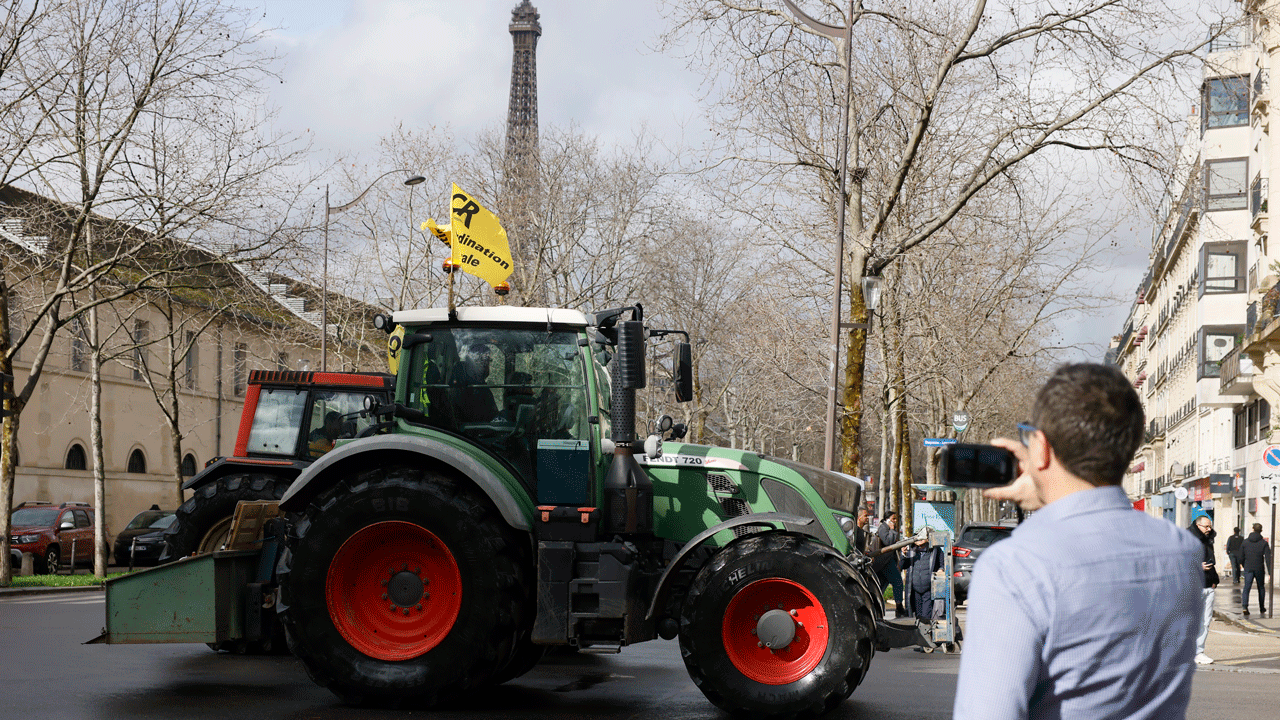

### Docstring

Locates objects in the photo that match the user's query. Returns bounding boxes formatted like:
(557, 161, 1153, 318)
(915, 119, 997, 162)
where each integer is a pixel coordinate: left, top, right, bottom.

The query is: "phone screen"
(939, 443, 1017, 488)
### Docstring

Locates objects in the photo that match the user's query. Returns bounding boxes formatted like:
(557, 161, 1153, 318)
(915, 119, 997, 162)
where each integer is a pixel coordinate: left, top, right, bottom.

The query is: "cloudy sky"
(245, 0, 1149, 361)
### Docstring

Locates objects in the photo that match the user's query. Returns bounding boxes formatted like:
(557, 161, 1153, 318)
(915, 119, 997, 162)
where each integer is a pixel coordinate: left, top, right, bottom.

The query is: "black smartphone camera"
(938, 443, 1018, 488)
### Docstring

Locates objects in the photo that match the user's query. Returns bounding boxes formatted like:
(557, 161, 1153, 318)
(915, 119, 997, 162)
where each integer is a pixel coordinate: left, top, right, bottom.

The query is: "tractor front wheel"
(277, 465, 529, 705)
(678, 532, 876, 719)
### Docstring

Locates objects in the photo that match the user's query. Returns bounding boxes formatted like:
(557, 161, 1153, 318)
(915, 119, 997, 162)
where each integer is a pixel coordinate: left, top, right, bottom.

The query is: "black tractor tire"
(678, 532, 877, 719)
(160, 473, 291, 562)
(276, 464, 531, 706)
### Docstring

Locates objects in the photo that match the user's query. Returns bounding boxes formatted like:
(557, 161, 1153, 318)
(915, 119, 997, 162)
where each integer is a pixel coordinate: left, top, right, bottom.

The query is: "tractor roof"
(393, 306, 589, 327)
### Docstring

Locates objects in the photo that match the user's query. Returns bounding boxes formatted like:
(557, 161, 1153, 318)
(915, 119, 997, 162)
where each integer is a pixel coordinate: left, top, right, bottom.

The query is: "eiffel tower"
(506, 0, 541, 172)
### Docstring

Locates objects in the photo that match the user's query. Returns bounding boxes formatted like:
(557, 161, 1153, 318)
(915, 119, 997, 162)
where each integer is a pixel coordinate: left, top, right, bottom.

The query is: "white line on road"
(1, 594, 102, 605)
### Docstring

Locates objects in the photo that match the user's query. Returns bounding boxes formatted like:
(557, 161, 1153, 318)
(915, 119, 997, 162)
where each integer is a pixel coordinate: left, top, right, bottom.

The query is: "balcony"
(1255, 68, 1270, 118)
(1220, 344, 1255, 395)
(1252, 176, 1269, 234)
(1208, 22, 1244, 53)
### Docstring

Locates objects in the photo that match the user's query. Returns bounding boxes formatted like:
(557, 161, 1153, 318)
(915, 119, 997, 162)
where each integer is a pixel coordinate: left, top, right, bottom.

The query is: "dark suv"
(952, 522, 1016, 604)
(9, 501, 108, 574)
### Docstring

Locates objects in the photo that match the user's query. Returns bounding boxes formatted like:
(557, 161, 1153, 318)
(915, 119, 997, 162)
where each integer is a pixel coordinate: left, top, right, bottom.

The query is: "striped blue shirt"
(954, 484, 1202, 720)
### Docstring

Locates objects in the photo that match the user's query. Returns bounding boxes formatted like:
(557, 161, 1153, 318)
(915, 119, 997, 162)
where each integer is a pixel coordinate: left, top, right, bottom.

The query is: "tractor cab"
(395, 309, 598, 502)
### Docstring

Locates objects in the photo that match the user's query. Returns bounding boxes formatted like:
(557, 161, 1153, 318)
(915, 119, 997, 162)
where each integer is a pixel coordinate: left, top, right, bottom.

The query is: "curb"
(1213, 609, 1279, 636)
(0, 583, 105, 597)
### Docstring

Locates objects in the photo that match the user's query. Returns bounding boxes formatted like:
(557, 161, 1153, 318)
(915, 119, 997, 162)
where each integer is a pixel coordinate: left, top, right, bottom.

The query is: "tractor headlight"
(837, 516, 857, 541)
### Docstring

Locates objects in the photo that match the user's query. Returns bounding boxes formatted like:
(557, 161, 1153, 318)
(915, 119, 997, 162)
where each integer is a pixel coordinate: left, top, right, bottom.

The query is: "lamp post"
(323, 171, 425, 371)
(780, 0, 861, 471)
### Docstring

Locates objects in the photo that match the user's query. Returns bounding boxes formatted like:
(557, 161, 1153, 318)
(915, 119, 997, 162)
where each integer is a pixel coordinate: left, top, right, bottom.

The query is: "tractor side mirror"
(674, 342, 693, 403)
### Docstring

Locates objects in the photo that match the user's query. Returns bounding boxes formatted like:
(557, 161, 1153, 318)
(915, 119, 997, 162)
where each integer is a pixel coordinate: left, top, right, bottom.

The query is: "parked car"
(9, 501, 108, 574)
(952, 522, 1016, 604)
(113, 506, 176, 567)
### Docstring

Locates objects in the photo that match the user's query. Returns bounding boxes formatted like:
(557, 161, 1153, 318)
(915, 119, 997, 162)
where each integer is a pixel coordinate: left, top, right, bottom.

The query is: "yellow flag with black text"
(449, 183, 513, 287)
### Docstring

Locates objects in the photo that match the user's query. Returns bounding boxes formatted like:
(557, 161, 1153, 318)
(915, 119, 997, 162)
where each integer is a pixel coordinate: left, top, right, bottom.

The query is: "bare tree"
(0, 0, 293, 584)
(660, 0, 1236, 475)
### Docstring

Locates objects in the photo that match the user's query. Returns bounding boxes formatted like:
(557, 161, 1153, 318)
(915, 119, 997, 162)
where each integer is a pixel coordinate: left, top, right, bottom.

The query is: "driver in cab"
(457, 342, 499, 422)
(308, 410, 344, 457)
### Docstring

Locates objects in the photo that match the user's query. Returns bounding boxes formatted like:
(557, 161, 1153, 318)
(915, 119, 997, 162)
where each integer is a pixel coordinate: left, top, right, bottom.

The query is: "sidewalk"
(1213, 581, 1280, 635)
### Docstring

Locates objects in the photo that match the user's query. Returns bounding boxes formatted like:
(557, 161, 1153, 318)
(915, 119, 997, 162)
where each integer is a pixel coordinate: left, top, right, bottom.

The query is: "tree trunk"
(89, 302, 107, 578)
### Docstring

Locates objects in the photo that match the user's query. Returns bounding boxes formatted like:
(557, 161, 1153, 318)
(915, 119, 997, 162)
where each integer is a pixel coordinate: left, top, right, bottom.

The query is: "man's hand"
(982, 437, 1046, 512)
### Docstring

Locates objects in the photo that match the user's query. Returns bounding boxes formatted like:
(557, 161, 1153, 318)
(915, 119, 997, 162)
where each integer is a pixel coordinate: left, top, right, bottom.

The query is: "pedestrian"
(900, 532, 943, 621)
(870, 511, 907, 618)
(853, 506, 871, 554)
(1187, 511, 1218, 665)
(1240, 522, 1272, 617)
(954, 364, 1202, 719)
(1227, 526, 1244, 584)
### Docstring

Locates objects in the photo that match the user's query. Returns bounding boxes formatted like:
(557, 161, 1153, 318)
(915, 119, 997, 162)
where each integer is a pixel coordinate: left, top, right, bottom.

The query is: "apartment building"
(1114, 20, 1264, 536)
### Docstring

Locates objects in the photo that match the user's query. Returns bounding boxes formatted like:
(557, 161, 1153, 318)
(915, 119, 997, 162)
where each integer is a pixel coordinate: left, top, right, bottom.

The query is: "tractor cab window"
(245, 388, 308, 456)
(406, 327, 589, 484)
(306, 391, 381, 457)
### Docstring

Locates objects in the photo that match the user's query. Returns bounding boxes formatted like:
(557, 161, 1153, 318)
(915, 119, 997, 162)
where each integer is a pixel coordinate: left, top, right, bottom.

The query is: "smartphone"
(939, 443, 1018, 488)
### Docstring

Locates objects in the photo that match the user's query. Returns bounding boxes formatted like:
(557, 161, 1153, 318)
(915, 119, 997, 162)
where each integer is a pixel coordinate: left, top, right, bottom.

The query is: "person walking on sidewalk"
(1227, 527, 1244, 584)
(954, 364, 1201, 720)
(1187, 512, 1218, 665)
(1240, 523, 1272, 616)
(870, 511, 906, 618)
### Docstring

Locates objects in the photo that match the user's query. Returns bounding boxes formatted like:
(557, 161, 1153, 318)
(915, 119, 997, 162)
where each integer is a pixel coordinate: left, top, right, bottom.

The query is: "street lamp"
(780, 1, 860, 471)
(323, 171, 425, 371)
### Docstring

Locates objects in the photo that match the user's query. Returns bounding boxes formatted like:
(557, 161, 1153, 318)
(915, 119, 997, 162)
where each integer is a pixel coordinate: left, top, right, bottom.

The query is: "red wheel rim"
(721, 577, 829, 685)
(325, 520, 462, 661)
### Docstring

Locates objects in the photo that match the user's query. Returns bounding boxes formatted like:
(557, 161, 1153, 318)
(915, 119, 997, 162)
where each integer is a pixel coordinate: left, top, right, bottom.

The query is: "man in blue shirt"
(953, 364, 1202, 720)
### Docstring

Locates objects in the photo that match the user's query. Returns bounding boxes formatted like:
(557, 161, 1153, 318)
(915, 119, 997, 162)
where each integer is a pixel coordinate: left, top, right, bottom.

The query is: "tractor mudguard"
(277, 435, 531, 531)
(645, 513, 813, 627)
(181, 457, 305, 492)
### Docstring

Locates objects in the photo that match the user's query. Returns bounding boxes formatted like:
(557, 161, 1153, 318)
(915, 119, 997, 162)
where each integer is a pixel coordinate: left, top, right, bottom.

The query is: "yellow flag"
(449, 183, 513, 287)
(386, 324, 406, 375)
(421, 218, 452, 246)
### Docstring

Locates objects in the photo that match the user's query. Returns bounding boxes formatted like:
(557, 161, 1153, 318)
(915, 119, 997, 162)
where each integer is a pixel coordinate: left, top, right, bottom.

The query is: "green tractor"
(98, 302, 919, 717)
(271, 303, 894, 716)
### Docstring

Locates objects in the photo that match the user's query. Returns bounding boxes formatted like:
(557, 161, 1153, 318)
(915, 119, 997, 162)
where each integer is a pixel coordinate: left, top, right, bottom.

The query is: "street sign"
(1272, 483, 1279, 504)
(952, 411, 970, 434)
(1265, 446, 1280, 468)
(923, 438, 957, 447)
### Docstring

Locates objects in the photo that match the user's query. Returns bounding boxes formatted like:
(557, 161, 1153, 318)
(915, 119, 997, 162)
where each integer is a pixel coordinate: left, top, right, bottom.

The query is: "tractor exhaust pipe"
(603, 312, 653, 535)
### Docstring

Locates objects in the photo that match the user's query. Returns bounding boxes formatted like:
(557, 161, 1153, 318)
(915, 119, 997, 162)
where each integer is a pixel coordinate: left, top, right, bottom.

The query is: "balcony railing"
(1252, 176, 1268, 218)
(1208, 22, 1244, 52)
(1248, 301, 1259, 336)
(1220, 344, 1255, 394)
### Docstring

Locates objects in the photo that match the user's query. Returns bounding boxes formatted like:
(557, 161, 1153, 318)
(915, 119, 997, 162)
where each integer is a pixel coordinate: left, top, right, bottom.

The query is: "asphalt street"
(1, 588, 1277, 720)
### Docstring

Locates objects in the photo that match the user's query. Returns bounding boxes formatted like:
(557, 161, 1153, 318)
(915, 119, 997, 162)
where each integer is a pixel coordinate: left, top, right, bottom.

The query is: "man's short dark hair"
(1031, 363, 1143, 487)
(1254, 523, 1264, 533)
(883, 511, 897, 522)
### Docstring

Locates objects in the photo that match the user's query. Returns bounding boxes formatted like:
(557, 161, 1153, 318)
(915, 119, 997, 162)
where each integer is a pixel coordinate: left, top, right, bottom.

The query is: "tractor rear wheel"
(678, 532, 876, 719)
(276, 465, 530, 705)
(161, 473, 291, 561)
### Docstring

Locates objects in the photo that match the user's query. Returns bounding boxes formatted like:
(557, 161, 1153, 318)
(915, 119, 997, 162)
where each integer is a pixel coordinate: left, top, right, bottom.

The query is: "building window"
(183, 331, 197, 389)
(70, 318, 88, 372)
(1205, 158, 1248, 211)
(233, 343, 247, 397)
(1200, 327, 1242, 379)
(1200, 241, 1246, 294)
(127, 448, 147, 474)
(65, 443, 87, 470)
(1263, 399, 1271, 436)
(1248, 401, 1260, 445)
(181, 453, 197, 477)
(131, 319, 150, 381)
(1202, 76, 1249, 131)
